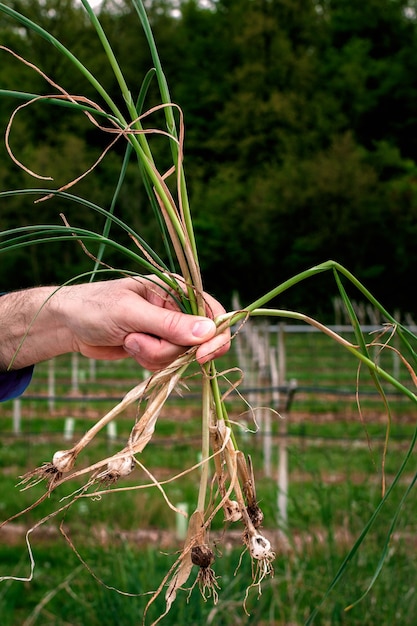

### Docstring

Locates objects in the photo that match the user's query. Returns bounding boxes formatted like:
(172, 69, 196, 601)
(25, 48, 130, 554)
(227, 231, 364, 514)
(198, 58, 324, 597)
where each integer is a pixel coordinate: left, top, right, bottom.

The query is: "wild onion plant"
(1, 1, 417, 623)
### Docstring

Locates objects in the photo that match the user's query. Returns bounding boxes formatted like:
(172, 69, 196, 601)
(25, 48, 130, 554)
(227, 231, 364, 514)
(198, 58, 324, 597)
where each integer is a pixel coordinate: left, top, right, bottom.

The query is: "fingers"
(124, 327, 230, 371)
(122, 310, 219, 370)
(122, 276, 232, 369)
(194, 292, 231, 362)
(195, 329, 231, 364)
(124, 332, 187, 371)
(128, 275, 226, 323)
(123, 306, 231, 371)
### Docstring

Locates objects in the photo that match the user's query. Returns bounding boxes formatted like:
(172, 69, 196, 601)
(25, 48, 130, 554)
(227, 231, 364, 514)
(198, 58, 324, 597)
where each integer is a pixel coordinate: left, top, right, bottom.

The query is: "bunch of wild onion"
(1, 1, 417, 622)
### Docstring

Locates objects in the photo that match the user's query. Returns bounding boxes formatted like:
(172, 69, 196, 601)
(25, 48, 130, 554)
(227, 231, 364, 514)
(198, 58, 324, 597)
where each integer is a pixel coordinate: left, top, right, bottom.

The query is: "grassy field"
(1, 326, 417, 624)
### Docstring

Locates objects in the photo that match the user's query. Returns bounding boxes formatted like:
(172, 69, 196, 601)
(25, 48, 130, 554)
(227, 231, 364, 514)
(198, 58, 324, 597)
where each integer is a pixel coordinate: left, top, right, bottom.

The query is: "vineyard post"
(277, 322, 289, 527)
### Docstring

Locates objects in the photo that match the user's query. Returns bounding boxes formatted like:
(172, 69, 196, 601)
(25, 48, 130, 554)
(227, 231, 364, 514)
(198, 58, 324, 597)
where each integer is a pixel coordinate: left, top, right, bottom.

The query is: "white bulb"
(249, 534, 272, 560)
(107, 455, 135, 477)
(225, 500, 242, 522)
(52, 449, 76, 473)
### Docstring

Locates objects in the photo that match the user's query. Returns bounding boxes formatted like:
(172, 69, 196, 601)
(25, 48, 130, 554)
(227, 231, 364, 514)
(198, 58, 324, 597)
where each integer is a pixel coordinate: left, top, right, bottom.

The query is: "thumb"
(123, 309, 218, 369)
(188, 317, 218, 342)
(164, 312, 216, 344)
(131, 301, 217, 346)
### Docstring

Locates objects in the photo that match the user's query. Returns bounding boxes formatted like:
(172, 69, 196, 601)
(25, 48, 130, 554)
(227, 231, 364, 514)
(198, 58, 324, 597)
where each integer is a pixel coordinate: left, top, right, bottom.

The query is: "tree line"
(1, 0, 417, 318)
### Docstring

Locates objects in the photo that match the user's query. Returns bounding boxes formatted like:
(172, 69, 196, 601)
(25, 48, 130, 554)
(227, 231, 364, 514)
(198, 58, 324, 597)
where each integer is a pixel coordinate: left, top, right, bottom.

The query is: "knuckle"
(162, 311, 183, 340)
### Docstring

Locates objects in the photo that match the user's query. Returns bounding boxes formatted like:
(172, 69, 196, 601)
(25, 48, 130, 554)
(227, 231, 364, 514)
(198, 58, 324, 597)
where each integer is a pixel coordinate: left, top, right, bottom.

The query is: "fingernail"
(124, 337, 140, 355)
(192, 319, 215, 338)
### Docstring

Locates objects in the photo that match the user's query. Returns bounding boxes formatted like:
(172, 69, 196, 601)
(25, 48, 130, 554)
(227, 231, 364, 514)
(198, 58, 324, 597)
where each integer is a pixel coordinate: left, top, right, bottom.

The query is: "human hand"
(1, 276, 231, 371)
(57, 275, 231, 370)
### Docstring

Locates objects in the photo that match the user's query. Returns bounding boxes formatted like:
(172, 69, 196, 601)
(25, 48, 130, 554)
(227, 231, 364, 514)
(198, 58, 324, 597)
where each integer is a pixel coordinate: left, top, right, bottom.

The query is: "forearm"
(0, 287, 71, 371)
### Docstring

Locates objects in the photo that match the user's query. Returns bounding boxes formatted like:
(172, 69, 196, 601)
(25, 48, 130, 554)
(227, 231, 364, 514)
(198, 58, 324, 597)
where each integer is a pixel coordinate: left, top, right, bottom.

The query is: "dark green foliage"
(1, 0, 417, 316)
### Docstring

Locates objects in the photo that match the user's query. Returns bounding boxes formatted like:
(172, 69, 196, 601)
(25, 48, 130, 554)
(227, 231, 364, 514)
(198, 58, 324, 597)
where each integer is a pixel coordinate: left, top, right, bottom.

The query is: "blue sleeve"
(0, 366, 34, 402)
(0, 292, 34, 400)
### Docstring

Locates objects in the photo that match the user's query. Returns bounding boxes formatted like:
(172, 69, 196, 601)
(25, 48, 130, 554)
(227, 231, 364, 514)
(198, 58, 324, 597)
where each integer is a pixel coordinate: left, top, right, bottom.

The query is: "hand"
(0, 276, 231, 371)
(59, 276, 231, 370)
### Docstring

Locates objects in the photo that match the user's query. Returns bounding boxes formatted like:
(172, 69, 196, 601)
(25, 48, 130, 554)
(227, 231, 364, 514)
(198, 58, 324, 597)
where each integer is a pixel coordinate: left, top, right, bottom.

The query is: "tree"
(2, 0, 417, 315)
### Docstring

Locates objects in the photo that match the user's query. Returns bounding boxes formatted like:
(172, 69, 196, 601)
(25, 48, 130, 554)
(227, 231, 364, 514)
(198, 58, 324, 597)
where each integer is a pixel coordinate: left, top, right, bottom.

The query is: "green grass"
(1, 406, 417, 531)
(1, 331, 417, 623)
(0, 533, 417, 625)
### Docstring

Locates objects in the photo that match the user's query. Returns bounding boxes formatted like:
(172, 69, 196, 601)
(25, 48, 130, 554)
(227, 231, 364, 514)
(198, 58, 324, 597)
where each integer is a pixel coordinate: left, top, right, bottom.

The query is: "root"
(18, 463, 62, 492)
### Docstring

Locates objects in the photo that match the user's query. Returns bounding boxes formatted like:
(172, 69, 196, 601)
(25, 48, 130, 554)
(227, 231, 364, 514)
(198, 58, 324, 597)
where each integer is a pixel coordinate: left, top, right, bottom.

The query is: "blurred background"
(2, 0, 417, 318)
